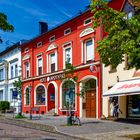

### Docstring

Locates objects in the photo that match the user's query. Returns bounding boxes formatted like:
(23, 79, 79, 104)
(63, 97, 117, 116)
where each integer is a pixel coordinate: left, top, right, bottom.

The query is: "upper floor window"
(15, 64, 18, 77)
(11, 66, 14, 78)
(49, 35, 55, 42)
(25, 62, 30, 78)
(50, 53, 56, 73)
(0, 69, 4, 81)
(84, 39, 94, 63)
(37, 42, 42, 48)
(24, 48, 29, 53)
(64, 28, 71, 35)
(63, 42, 72, 69)
(84, 17, 92, 26)
(37, 57, 43, 76)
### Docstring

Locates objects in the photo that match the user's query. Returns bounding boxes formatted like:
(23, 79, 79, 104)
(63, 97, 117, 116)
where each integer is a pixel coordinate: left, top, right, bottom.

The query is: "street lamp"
(28, 85, 32, 120)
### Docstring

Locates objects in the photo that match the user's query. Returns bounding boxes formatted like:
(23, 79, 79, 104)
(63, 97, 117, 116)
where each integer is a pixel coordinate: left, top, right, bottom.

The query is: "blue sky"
(0, 0, 90, 52)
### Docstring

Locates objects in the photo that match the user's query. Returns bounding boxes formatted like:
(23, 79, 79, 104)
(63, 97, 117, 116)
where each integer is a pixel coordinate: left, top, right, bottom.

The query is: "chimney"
(39, 21, 48, 35)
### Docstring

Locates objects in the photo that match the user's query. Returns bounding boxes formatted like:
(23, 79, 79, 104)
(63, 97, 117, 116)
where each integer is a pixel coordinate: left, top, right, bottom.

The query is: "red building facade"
(21, 0, 124, 118)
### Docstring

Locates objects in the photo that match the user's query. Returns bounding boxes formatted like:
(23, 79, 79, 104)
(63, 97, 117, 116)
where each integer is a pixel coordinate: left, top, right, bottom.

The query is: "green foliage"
(13, 77, 22, 96)
(90, 0, 140, 69)
(0, 12, 14, 43)
(15, 114, 26, 119)
(0, 101, 10, 112)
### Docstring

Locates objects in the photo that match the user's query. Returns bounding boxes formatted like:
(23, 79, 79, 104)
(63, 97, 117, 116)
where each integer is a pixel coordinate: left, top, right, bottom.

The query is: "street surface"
(0, 122, 81, 140)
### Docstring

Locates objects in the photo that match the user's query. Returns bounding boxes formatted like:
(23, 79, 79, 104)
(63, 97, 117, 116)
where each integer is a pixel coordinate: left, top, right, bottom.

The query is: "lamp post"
(28, 85, 32, 120)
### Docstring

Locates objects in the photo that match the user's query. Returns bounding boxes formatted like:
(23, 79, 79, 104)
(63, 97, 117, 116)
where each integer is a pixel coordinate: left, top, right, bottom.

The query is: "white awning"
(103, 78, 140, 97)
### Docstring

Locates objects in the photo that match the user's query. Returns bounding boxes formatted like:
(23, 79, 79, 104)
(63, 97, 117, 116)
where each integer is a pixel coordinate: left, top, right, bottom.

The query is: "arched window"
(62, 80, 75, 110)
(25, 88, 30, 106)
(36, 85, 45, 105)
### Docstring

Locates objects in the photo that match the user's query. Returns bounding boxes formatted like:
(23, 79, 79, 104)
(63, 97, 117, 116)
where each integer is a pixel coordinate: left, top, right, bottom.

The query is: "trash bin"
(67, 116, 71, 126)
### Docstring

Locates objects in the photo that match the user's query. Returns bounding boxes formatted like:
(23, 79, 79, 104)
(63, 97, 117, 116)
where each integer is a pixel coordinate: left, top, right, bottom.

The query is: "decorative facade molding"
(80, 28, 94, 38)
(47, 44, 57, 51)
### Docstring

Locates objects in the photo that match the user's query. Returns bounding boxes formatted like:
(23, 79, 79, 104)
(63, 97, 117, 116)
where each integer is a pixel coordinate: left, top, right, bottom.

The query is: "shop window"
(0, 90, 3, 101)
(25, 88, 30, 106)
(36, 85, 45, 105)
(83, 39, 94, 63)
(128, 95, 140, 117)
(62, 80, 75, 110)
(25, 62, 30, 78)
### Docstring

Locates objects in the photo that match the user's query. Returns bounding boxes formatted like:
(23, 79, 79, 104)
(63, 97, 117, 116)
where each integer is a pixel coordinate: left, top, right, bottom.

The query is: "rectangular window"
(15, 64, 18, 77)
(64, 28, 71, 35)
(25, 62, 29, 78)
(84, 17, 92, 26)
(37, 42, 42, 47)
(65, 47, 72, 68)
(50, 53, 56, 73)
(38, 58, 43, 76)
(84, 39, 94, 63)
(0, 90, 3, 101)
(49, 35, 55, 42)
(0, 69, 4, 81)
(11, 66, 14, 78)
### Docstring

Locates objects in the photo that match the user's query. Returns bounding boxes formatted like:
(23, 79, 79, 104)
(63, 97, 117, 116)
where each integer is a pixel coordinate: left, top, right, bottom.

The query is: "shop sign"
(40, 73, 65, 82)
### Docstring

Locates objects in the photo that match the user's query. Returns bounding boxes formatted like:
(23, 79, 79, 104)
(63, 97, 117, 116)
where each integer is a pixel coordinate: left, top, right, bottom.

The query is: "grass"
(125, 134, 140, 140)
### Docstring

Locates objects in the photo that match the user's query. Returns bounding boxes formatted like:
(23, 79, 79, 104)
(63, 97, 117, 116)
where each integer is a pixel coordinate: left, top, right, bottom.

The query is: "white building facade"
(0, 42, 21, 113)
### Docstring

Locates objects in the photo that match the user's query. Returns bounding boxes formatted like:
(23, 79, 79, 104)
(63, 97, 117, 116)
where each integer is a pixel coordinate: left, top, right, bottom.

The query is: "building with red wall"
(21, 0, 125, 118)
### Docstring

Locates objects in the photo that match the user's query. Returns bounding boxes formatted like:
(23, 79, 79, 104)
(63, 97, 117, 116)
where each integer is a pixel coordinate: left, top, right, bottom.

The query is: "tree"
(0, 12, 14, 43)
(90, 0, 140, 69)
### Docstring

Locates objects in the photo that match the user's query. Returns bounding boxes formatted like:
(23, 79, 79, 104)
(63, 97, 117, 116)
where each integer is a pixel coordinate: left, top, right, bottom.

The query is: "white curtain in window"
(51, 53, 55, 64)
(86, 40, 93, 61)
(38, 58, 42, 67)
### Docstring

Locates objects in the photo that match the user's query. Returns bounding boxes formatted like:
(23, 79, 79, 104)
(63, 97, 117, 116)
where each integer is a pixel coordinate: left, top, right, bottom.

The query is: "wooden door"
(86, 90, 96, 118)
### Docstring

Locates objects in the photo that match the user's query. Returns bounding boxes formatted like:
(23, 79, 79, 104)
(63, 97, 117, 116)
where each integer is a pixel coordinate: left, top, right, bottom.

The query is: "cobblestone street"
(0, 122, 82, 140)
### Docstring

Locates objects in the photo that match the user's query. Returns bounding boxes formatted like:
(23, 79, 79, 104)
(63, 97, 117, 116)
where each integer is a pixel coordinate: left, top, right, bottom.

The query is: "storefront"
(103, 78, 140, 118)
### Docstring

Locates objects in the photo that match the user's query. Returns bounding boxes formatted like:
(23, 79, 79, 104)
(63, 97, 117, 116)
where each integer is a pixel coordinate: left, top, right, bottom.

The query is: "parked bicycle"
(70, 111, 81, 126)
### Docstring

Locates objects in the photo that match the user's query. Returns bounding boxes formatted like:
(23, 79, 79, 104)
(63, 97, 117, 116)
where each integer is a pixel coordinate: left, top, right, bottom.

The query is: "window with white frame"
(37, 42, 42, 47)
(25, 62, 30, 78)
(63, 44, 72, 69)
(49, 53, 56, 73)
(84, 17, 92, 26)
(0, 90, 3, 101)
(36, 85, 45, 105)
(49, 35, 55, 42)
(15, 64, 18, 77)
(37, 57, 43, 76)
(11, 65, 14, 78)
(64, 28, 71, 35)
(84, 39, 94, 63)
(0, 69, 4, 81)
(24, 48, 29, 53)
(25, 88, 30, 106)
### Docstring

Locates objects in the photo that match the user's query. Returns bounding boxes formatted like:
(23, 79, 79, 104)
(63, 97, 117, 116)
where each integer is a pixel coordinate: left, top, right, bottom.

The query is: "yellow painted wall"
(119, 96, 127, 118)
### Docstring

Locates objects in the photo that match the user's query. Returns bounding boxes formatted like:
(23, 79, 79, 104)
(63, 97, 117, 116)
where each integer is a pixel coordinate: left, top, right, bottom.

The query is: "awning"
(103, 78, 140, 97)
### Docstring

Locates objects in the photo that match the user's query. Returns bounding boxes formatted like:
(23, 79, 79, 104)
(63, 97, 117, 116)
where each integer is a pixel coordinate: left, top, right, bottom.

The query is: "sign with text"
(40, 73, 65, 82)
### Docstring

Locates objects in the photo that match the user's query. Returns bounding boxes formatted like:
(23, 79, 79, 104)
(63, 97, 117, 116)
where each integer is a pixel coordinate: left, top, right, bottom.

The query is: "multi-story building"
(21, 0, 125, 118)
(0, 42, 22, 113)
(102, 0, 140, 119)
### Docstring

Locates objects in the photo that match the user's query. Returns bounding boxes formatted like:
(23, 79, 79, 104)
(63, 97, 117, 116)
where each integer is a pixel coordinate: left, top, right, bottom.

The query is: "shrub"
(15, 114, 26, 119)
(0, 101, 10, 113)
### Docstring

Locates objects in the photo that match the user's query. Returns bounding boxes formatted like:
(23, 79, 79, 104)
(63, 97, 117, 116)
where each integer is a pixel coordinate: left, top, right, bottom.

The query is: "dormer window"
(64, 28, 71, 35)
(49, 35, 55, 42)
(84, 17, 92, 26)
(24, 48, 29, 53)
(37, 42, 42, 47)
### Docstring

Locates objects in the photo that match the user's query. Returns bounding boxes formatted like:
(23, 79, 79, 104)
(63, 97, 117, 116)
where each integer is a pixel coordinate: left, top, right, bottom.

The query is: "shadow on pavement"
(115, 118, 140, 125)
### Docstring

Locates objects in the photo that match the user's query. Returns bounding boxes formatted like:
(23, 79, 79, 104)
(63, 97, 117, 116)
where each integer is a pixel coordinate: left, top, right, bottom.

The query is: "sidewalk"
(2, 113, 140, 140)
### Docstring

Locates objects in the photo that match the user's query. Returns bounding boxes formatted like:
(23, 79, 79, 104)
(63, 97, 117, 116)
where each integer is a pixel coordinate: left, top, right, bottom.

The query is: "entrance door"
(85, 90, 96, 118)
(48, 83, 55, 111)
